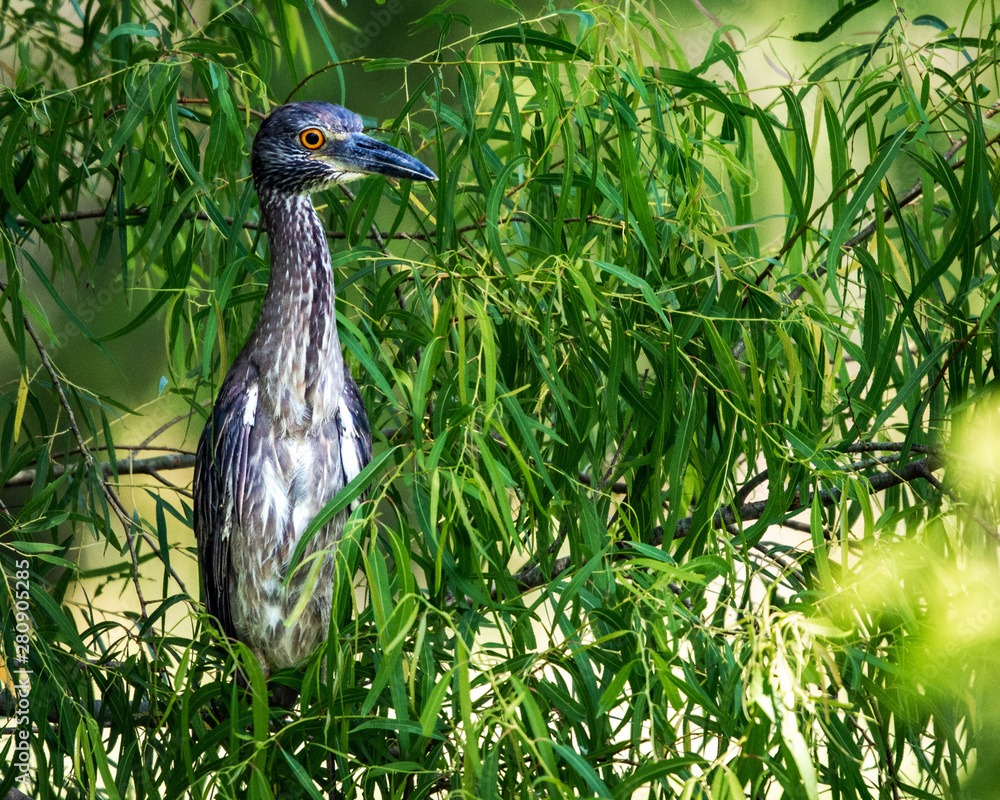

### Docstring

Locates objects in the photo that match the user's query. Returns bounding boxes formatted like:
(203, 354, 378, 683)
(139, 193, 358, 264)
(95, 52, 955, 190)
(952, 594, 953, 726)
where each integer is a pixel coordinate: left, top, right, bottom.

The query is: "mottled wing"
(193, 358, 259, 639)
(337, 372, 373, 510)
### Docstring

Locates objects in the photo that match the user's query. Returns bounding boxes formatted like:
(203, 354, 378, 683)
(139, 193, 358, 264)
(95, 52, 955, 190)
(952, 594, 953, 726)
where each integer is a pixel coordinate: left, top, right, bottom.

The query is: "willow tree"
(2, 2, 999, 798)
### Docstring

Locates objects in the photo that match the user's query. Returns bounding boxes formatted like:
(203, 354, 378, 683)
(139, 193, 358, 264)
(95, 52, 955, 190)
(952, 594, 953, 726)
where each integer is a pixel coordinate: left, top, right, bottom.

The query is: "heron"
(194, 102, 436, 678)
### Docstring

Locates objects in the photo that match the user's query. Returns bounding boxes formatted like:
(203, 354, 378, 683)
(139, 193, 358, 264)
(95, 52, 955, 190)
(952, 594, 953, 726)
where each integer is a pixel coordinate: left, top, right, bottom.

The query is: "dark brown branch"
(779, 519, 814, 535)
(577, 471, 629, 495)
(668, 453, 942, 541)
(597, 369, 649, 494)
(727, 443, 934, 522)
(3, 453, 196, 489)
(752, 541, 805, 585)
(512, 453, 944, 594)
(284, 60, 367, 104)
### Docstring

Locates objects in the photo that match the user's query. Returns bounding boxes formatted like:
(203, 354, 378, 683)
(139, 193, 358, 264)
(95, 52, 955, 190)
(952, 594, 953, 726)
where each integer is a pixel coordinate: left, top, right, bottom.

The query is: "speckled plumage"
(194, 103, 435, 674)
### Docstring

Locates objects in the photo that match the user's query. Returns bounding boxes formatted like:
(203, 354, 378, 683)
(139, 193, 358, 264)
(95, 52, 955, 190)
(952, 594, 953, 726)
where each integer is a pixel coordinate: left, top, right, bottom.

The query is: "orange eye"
(300, 128, 325, 149)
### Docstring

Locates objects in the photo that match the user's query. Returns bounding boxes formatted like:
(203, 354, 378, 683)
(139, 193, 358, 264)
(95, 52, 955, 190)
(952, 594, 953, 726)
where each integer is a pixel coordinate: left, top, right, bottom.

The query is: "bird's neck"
(252, 191, 344, 428)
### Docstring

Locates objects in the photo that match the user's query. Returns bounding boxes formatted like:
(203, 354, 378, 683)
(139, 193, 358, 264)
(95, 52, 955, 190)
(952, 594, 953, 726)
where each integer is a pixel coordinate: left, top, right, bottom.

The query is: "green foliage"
(2, 1, 1000, 798)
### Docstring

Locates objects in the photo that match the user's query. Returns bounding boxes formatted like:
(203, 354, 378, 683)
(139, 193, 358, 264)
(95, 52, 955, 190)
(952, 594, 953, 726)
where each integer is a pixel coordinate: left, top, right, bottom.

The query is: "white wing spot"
(338, 395, 363, 510)
(244, 384, 258, 426)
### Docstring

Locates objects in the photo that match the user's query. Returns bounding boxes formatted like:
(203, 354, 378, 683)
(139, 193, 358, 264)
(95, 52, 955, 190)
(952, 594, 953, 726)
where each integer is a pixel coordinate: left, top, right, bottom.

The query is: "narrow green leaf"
(419, 667, 455, 737)
(827, 126, 908, 278)
(486, 156, 529, 280)
(478, 25, 592, 61)
(103, 21, 159, 47)
(793, 0, 880, 42)
(279, 750, 326, 800)
(552, 742, 612, 798)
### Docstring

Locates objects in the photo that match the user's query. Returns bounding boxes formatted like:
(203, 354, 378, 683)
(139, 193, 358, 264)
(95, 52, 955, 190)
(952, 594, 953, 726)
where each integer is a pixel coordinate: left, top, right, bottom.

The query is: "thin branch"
(870, 702, 902, 800)
(138, 410, 200, 450)
(284, 60, 367, 103)
(751, 541, 806, 586)
(3, 427, 412, 489)
(145, 467, 188, 495)
(779, 519, 814, 535)
(671, 453, 943, 542)
(13, 207, 603, 243)
(597, 370, 649, 494)
(923, 470, 1000, 541)
(8, 281, 149, 619)
(100, 97, 267, 122)
(577, 471, 628, 495)
(735, 104, 1000, 361)
(336, 183, 427, 376)
(0, 686, 151, 726)
(785, 121, 1000, 305)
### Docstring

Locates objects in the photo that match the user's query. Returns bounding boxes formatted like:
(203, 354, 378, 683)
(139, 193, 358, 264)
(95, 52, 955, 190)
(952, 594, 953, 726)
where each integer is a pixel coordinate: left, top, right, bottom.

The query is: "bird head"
(251, 102, 437, 196)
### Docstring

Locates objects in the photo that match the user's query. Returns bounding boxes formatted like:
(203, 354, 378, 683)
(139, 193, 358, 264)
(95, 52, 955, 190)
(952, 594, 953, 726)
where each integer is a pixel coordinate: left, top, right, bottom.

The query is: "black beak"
(333, 132, 437, 182)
